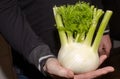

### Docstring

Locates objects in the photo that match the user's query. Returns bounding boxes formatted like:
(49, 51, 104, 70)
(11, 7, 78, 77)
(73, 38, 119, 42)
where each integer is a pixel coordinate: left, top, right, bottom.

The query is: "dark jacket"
(0, 0, 54, 76)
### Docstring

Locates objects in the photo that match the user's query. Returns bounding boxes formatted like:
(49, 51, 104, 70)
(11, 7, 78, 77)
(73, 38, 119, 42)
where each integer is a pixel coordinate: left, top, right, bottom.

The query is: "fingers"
(99, 47, 110, 56)
(44, 58, 74, 78)
(98, 44, 104, 55)
(54, 66, 74, 78)
(99, 55, 107, 65)
(99, 35, 112, 56)
(98, 44, 109, 56)
(74, 54, 114, 79)
(74, 66, 114, 79)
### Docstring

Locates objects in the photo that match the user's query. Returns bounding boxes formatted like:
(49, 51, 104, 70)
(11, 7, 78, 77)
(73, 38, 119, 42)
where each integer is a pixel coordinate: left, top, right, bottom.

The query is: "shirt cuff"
(104, 29, 110, 35)
(38, 55, 55, 76)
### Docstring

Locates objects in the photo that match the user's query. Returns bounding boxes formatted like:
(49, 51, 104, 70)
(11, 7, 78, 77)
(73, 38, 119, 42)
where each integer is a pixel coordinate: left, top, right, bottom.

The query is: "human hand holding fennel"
(73, 55, 114, 79)
(43, 56, 114, 79)
(43, 58, 74, 78)
(99, 34, 112, 56)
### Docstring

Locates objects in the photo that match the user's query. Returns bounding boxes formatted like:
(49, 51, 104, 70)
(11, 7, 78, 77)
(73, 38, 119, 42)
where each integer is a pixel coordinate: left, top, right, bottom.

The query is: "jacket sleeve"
(0, 0, 55, 73)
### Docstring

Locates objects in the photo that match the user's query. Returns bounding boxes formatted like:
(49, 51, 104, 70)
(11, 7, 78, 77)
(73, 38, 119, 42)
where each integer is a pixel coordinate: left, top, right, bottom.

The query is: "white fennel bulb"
(58, 43, 99, 73)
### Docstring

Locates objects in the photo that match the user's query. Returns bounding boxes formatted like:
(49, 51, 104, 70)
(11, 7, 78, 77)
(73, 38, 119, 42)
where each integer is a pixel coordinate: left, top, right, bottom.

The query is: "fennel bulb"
(53, 2, 113, 74)
(58, 43, 99, 73)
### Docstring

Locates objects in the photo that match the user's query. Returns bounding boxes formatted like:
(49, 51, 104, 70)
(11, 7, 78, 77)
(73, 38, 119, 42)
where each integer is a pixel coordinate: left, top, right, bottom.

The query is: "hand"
(43, 58, 74, 78)
(43, 55, 114, 79)
(74, 55, 114, 79)
(99, 34, 112, 56)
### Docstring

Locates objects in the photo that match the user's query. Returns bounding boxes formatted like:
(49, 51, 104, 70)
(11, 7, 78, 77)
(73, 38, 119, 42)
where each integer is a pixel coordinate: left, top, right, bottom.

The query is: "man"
(0, 0, 114, 79)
